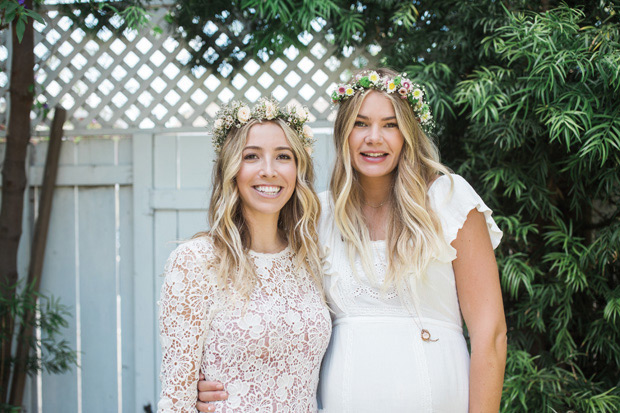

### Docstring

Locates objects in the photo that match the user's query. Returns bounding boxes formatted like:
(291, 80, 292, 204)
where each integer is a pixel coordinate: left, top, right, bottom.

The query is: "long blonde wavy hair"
(197, 118, 323, 297)
(330, 67, 452, 289)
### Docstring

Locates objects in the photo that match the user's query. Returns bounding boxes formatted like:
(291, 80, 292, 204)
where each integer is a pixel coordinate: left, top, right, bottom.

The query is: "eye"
(354, 121, 367, 127)
(385, 122, 399, 128)
(243, 153, 258, 160)
(277, 153, 292, 160)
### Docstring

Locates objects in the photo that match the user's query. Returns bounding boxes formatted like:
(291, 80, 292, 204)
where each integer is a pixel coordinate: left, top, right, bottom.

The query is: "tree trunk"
(0, 0, 35, 403)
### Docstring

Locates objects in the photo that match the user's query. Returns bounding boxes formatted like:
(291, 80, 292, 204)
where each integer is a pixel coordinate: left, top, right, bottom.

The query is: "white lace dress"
(317, 174, 503, 412)
(158, 236, 331, 412)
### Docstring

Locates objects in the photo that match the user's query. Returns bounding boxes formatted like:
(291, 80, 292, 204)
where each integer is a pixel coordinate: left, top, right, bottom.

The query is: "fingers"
(196, 401, 216, 412)
(197, 389, 228, 402)
(197, 380, 224, 392)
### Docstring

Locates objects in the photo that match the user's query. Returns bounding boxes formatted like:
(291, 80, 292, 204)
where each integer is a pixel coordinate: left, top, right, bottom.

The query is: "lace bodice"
(158, 236, 331, 412)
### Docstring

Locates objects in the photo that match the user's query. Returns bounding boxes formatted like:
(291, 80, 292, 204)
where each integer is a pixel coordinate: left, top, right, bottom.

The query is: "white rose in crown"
(214, 119, 223, 130)
(237, 106, 251, 123)
(265, 102, 277, 119)
(302, 124, 313, 139)
(287, 102, 308, 121)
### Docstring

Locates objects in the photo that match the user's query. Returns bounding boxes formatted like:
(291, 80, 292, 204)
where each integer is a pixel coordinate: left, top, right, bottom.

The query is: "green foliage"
(57, 1, 153, 36)
(0, 0, 45, 42)
(416, 1, 620, 410)
(0, 280, 77, 401)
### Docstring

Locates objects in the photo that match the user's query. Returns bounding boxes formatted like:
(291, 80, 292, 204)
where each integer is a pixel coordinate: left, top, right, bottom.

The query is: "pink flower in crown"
(402, 80, 413, 91)
(398, 87, 408, 97)
(338, 86, 346, 95)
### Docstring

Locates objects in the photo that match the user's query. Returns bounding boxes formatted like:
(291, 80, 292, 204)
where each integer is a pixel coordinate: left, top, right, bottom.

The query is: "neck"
(243, 210, 286, 254)
(359, 174, 393, 206)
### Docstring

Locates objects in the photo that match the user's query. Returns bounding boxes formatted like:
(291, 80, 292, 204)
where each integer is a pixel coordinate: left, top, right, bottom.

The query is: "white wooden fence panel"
(39, 186, 79, 413)
(131, 133, 157, 411)
(78, 186, 119, 411)
(119, 185, 136, 413)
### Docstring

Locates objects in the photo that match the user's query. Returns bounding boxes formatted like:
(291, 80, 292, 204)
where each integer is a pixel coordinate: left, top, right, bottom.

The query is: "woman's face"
(347, 90, 405, 182)
(236, 122, 297, 222)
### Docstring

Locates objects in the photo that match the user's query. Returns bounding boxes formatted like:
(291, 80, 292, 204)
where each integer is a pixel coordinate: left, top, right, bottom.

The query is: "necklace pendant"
(421, 329, 438, 342)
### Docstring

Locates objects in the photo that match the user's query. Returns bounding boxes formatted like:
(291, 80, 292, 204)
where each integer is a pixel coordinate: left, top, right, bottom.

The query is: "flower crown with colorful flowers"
(211, 98, 314, 154)
(331, 71, 434, 133)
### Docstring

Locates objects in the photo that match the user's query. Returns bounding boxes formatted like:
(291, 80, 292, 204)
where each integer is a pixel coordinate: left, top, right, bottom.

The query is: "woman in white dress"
(197, 68, 507, 412)
(158, 98, 331, 412)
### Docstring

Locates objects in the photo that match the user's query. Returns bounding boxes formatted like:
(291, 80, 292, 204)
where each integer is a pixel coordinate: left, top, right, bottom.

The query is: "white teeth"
(363, 153, 387, 157)
(255, 185, 281, 194)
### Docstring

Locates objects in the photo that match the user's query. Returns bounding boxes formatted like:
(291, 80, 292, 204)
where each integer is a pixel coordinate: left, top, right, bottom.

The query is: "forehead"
(246, 122, 290, 147)
(357, 90, 396, 118)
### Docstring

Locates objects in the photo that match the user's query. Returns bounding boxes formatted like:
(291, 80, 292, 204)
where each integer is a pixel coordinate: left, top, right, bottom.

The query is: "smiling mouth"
(361, 152, 388, 158)
(253, 185, 283, 195)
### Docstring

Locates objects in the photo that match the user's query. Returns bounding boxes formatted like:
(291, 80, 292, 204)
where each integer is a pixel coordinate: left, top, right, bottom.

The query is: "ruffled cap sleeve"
(429, 174, 502, 258)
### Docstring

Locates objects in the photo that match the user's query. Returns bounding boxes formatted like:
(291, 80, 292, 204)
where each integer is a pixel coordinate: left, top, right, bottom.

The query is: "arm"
(158, 245, 210, 412)
(452, 209, 507, 413)
(196, 374, 228, 412)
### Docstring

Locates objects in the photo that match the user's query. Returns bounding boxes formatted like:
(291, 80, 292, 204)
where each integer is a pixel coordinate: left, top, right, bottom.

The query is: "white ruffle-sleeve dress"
(158, 236, 331, 412)
(317, 174, 502, 412)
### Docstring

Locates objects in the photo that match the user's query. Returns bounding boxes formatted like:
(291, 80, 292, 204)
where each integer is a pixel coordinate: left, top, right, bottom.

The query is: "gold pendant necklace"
(420, 328, 438, 342)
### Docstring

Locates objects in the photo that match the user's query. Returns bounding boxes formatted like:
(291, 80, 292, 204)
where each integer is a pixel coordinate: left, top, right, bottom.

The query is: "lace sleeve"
(158, 242, 212, 412)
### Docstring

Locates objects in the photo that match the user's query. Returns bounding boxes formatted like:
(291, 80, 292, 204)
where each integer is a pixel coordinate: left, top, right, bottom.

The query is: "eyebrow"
(243, 145, 293, 151)
(356, 114, 397, 121)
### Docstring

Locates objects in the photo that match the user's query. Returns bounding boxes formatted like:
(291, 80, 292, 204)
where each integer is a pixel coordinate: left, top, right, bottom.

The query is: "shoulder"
(428, 174, 503, 249)
(427, 173, 479, 207)
(164, 235, 217, 276)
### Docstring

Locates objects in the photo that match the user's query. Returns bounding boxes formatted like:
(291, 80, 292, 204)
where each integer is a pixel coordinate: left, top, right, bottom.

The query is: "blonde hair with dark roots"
(330, 67, 452, 289)
(197, 118, 323, 297)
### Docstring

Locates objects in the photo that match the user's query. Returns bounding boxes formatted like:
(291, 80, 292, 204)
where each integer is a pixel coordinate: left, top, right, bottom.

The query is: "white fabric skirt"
(318, 316, 470, 412)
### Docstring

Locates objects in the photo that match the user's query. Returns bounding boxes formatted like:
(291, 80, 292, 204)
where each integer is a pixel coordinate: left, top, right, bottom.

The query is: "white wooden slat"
(153, 135, 178, 189)
(119, 185, 136, 413)
(132, 133, 157, 411)
(76, 137, 116, 165)
(312, 132, 335, 192)
(117, 137, 133, 165)
(38, 187, 79, 413)
(78, 186, 118, 412)
(178, 135, 214, 189)
(31, 140, 76, 167)
(28, 165, 133, 186)
(177, 210, 209, 240)
(151, 189, 208, 210)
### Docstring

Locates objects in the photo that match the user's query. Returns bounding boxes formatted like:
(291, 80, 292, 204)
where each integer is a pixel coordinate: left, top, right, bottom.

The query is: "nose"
(259, 159, 277, 178)
(365, 124, 383, 144)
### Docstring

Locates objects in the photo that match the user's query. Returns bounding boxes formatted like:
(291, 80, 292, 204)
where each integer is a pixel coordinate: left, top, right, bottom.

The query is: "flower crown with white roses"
(211, 98, 314, 153)
(331, 71, 433, 133)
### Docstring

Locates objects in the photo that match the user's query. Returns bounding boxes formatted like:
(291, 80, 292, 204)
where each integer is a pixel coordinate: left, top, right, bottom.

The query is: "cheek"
(283, 164, 298, 186)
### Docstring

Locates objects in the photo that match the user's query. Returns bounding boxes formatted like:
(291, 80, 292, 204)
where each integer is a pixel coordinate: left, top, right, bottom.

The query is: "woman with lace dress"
(157, 98, 331, 412)
(198, 68, 507, 412)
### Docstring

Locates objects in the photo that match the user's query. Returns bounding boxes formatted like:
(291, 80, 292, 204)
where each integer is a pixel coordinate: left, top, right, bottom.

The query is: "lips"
(361, 152, 387, 158)
(253, 185, 283, 195)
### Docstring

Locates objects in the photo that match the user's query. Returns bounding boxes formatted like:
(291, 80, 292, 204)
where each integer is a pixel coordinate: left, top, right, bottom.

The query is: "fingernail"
(216, 383, 223, 390)
(222, 392, 228, 399)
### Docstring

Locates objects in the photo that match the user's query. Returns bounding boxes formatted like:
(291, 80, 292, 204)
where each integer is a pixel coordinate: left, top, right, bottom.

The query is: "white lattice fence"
(0, 3, 379, 133)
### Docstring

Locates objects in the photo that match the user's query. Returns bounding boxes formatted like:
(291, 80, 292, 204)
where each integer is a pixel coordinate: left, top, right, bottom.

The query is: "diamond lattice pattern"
(0, 5, 379, 132)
